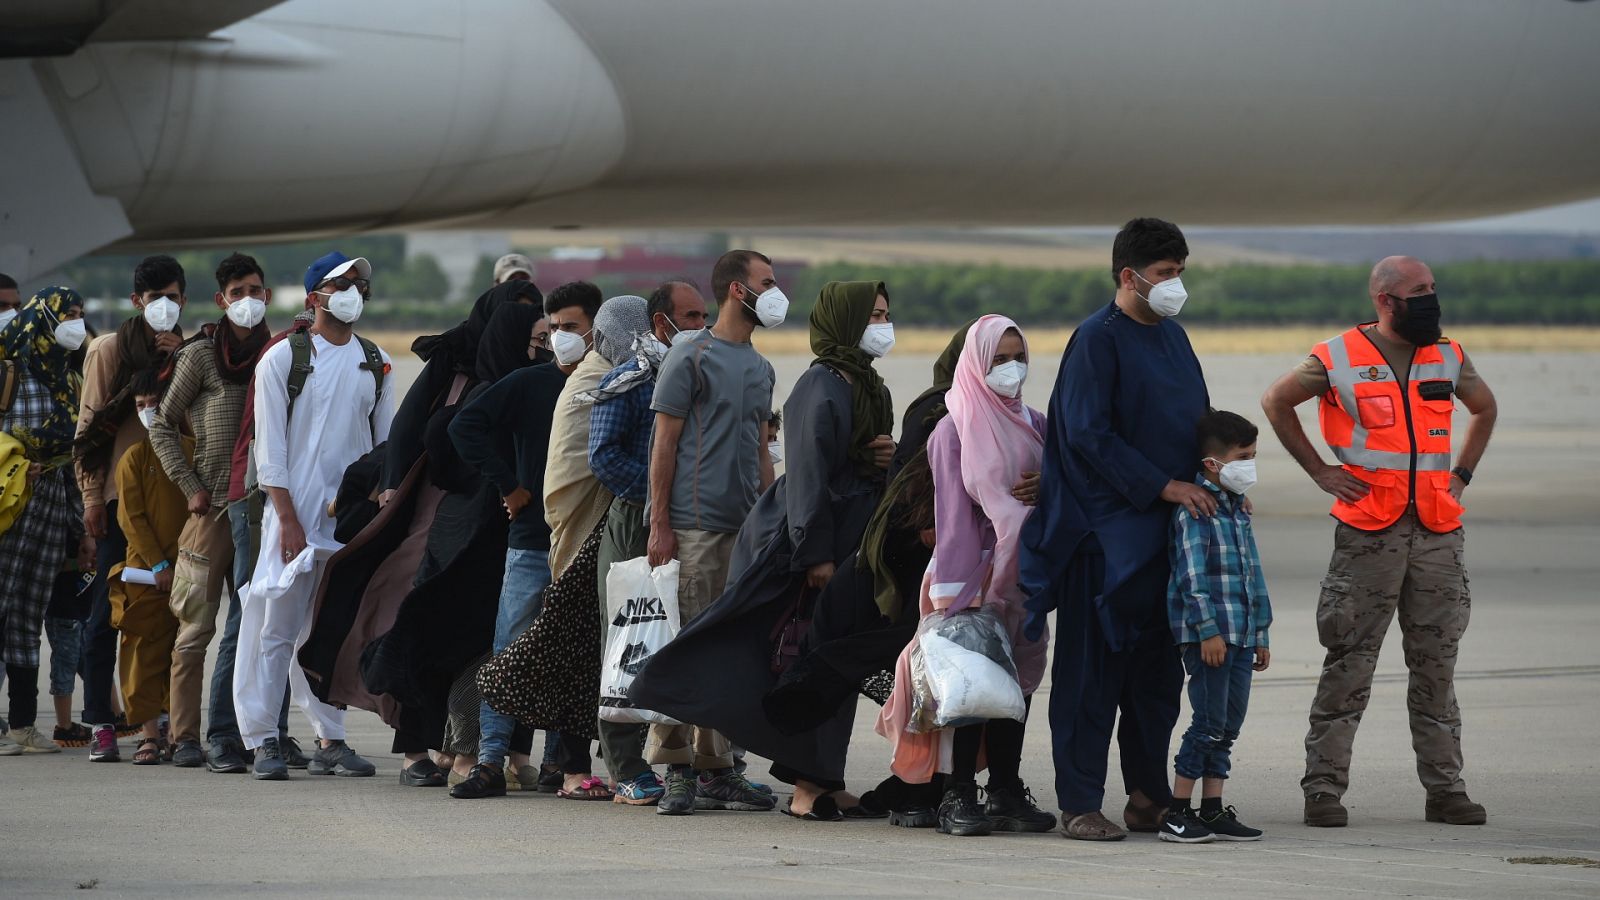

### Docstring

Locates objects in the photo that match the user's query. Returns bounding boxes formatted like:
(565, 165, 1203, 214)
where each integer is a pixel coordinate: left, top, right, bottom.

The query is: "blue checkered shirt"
(587, 358, 654, 504)
(1166, 474, 1272, 648)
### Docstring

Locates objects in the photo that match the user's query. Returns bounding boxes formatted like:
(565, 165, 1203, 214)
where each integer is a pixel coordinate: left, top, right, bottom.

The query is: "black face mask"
(1391, 292, 1442, 346)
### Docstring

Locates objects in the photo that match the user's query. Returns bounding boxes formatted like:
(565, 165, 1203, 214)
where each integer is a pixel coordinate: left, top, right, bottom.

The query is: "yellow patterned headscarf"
(0, 286, 85, 462)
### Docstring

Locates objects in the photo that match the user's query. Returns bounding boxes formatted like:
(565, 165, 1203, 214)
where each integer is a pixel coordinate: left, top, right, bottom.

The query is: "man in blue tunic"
(1021, 218, 1213, 841)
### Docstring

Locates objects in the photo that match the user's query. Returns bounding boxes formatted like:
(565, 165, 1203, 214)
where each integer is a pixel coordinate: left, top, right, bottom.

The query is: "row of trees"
(56, 243, 1599, 329)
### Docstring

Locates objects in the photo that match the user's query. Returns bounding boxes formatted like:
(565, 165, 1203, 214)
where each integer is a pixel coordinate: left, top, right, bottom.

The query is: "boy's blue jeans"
(1173, 642, 1255, 781)
(479, 548, 552, 766)
(45, 617, 82, 697)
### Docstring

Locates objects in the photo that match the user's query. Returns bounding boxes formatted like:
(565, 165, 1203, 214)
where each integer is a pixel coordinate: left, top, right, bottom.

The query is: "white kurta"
(234, 332, 393, 749)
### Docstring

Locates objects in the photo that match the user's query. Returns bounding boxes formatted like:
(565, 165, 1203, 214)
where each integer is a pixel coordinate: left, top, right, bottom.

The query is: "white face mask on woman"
(53, 317, 88, 351)
(137, 407, 158, 431)
(985, 360, 1027, 398)
(551, 328, 590, 366)
(858, 322, 895, 358)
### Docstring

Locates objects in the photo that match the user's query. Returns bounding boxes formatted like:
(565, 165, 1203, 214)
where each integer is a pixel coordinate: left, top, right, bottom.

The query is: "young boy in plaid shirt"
(1161, 410, 1273, 843)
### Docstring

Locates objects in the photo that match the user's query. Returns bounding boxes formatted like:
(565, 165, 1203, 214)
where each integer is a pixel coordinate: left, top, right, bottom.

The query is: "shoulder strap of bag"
(356, 335, 386, 439)
(284, 331, 313, 423)
(0, 359, 19, 416)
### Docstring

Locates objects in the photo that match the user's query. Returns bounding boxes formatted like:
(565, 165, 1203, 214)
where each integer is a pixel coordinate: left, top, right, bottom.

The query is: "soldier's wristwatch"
(1451, 466, 1473, 485)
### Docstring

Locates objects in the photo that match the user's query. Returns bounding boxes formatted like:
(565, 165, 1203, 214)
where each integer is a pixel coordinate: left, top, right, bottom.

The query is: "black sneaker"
(449, 764, 507, 799)
(985, 782, 1056, 833)
(280, 736, 312, 769)
(536, 762, 562, 793)
(1198, 805, 1263, 841)
(1157, 805, 1215, 844)
(657, 769, 697, 816)
(937, 783, 993, 837)
(206, 740, 250, 774)
(253, 738, 288, 781)
(307, 740, 376, 777)
(171, 739, 205, 768)
(889, 806, 939, 828)
(696, 771, 777, 811)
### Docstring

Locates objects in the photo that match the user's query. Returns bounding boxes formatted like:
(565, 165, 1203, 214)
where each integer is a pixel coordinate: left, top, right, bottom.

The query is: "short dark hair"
(768, 409, 782, 430)
(129, 367, 165, 400)
(1110, 218, 1188, 286)
(544, 281, 602, 321)
(134, 254, 186, 295)
(1196, 410, 1258, 458)
(0, 272, 17, 290)
(711, 250, 771, 302)
(647, 279, 700, 323)
(215, 253, 265, 291)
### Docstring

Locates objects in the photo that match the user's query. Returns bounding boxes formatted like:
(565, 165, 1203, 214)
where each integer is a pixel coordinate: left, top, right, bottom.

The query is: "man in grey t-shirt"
(645, 249, 780, 815)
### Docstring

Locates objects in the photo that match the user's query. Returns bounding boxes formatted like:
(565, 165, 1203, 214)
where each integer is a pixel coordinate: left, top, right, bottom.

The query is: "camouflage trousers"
(1302, 511, 1471, 799)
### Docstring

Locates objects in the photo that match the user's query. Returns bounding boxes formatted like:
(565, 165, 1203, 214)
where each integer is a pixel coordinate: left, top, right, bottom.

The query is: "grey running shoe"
(657, 768, 698, 816)
(253, 738, 289, 780)
(307, 740, 376, 777)
(280, 736, 312, 769)
(696, 771, 777, 811)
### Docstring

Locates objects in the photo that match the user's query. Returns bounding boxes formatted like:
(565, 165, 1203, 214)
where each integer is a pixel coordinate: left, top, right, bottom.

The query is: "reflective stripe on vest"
(1323, 331, 1460, 472)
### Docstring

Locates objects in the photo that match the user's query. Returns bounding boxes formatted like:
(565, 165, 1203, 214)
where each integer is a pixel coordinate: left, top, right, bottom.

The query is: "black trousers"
(1047, 547, 1183, 814)
(952, 697, 1032, 788)
(81, 500, 126, 726)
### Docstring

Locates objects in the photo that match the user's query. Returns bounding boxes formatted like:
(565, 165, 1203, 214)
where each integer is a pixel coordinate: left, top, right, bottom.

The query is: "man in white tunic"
(233, 251, 394, 780)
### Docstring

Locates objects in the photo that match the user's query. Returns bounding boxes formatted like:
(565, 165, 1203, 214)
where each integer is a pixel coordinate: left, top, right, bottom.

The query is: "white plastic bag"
(598, 556, 683, 725)
(916, 607, 1026, 728)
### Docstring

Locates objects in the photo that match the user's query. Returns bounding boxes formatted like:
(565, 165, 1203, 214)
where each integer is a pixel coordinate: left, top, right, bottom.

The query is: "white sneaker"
(0, 731, 22, 756)
(4, 725, 61, 754)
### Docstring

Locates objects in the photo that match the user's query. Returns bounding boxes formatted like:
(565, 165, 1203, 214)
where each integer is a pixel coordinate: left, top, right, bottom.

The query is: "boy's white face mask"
(1208, 457, 1258, 495)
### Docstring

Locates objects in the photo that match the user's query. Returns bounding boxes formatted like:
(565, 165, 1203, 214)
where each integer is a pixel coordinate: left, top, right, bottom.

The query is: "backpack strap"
(355, 335, 386, 439)
(284, 331, 314, 422)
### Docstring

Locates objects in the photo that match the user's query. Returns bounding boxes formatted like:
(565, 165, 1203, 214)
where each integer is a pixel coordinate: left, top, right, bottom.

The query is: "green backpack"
(284, 330, 387, 437)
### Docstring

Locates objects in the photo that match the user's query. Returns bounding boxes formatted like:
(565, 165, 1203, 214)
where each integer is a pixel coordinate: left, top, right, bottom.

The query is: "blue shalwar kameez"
(1020, 302, 1209, 814)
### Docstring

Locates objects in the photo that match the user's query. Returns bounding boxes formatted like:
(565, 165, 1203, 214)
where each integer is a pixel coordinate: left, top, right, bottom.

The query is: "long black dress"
(631, 365, 883, 787)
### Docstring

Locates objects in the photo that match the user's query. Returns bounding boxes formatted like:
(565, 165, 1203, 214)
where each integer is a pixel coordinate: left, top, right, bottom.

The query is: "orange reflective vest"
(1311, 325, 1465, 533)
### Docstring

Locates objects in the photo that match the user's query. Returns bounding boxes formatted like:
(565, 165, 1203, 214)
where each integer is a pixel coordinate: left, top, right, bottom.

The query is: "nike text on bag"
(598, 556, 683, 725)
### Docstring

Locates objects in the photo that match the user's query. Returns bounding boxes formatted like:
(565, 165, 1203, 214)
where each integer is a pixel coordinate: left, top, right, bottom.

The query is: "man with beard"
(1261, 255, 1497, 828)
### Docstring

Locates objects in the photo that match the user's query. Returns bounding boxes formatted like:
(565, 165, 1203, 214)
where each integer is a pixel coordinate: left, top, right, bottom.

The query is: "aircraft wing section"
(0, 0, 284, 58)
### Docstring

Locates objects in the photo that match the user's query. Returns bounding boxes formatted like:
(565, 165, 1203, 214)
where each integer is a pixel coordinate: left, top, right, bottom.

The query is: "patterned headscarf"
(0, 287, 85, 461)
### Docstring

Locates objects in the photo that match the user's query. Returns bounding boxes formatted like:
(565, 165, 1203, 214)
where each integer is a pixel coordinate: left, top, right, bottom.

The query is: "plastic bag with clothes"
(907, 605, 1026, 732)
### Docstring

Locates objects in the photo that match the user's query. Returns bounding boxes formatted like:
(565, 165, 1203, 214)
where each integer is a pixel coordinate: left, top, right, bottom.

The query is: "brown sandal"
(131, 738, 162, 766)
(1062, 810, 1127, 841)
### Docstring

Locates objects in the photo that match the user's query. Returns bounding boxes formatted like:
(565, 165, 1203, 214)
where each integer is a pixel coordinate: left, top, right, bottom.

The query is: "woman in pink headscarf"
(876, 313, 1054, 837)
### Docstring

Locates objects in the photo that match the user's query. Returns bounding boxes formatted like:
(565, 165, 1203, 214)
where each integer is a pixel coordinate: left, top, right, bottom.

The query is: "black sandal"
(782, 794, 844, 822)
(131, 738, 162, 766)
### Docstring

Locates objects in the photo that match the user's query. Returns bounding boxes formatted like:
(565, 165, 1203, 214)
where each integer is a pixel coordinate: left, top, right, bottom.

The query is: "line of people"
(0, 217, 1496, 840)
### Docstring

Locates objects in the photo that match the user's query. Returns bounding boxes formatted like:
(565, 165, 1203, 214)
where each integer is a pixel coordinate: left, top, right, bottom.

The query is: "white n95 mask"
(227, 297, 267, 329)
(54, 317, 88, 351)
(1211, 458, 1258, 495)
(1135, 272, 1188, 318)
(745, 286, 790, 328)
(143, 297, 182, 332)
(985, 360, 1027, 399)
(859, 323, 895, 358)
(768, 440, 784, 467)
(551, 328, 589, 366)
(137, 407, 158, 431)
(325, 286, 364, 324)
(0, 309, 17, 331)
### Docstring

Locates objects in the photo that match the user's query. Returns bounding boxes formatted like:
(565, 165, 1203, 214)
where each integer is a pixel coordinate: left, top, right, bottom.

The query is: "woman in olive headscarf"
(1, 287, 89, 754)
(630, 281, 895, 817)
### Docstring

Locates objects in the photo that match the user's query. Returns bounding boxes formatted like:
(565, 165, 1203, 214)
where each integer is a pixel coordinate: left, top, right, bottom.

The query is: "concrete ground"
(4, 352, 1597, 898)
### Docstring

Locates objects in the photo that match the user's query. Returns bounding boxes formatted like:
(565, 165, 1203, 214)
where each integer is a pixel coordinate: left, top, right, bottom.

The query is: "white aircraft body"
(3, 0, 1598, 280)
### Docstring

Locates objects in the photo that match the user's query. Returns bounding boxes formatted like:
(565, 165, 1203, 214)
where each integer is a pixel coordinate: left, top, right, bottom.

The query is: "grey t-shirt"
(650, 329, 775, 533)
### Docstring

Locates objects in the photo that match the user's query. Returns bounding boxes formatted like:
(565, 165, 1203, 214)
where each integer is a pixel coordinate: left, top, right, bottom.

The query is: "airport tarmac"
(4, 349, 1598, 898)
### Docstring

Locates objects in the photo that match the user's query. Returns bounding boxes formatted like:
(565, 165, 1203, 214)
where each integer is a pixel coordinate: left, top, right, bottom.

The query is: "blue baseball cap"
(303, 251, 372, 294)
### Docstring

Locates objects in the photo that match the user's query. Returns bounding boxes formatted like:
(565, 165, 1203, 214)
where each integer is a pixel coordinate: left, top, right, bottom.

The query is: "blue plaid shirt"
(1166, 474, 1272, 648)
(587, 358, 654, 503)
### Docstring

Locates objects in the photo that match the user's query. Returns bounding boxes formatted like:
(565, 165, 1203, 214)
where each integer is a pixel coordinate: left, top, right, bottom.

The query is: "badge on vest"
(1417, 379, 1455, 401)
(1359, 366, 1388, 381)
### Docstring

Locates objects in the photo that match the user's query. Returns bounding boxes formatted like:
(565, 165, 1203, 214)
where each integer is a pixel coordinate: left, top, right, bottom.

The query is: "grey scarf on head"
(577, 294, 656, 404)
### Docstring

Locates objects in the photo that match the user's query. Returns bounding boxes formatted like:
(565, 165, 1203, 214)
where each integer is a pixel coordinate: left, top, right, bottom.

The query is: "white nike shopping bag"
(598, 556, 683, 725)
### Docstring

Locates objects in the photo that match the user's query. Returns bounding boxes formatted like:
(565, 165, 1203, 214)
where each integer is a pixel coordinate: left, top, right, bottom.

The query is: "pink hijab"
(944, 314, 1044, 612)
